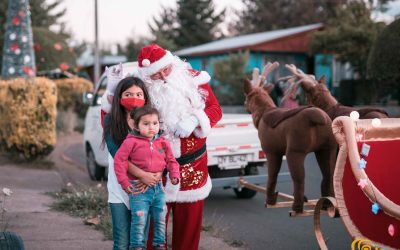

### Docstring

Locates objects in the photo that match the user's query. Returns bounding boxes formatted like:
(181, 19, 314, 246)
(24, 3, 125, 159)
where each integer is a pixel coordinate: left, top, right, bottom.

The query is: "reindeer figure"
(284, 64, 388, 119)
(244, 62, 337, 213)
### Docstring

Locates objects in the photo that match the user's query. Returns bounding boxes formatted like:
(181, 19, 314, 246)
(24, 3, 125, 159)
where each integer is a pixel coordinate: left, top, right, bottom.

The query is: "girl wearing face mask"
(102, 76, 162, 250)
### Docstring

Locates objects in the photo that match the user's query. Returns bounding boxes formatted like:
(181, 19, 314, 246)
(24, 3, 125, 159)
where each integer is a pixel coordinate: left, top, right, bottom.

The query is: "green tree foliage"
(213, 52, 249, 105)
(148, 0, 225, 50)
(33, 27, 77, 72)
(124, 38, 148, 62)
(30, 0, 68, 37)
(148, 6, 178, 51)
(229, 0, 344, 35)
(367, 19, 400, 103)
(175, 0, 225, 48)
(310, 2, 385, 80)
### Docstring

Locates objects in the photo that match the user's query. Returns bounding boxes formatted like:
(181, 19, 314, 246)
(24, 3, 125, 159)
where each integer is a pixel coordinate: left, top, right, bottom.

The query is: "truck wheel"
(233, 165, 259, 199)
(0, 231, 25, 250)
(234, 187, 257, 199)
(86, 147, 105, 181)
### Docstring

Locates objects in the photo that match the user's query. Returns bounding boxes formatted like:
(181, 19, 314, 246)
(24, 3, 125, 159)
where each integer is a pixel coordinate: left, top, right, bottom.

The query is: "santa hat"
(137, 44, 174, 77)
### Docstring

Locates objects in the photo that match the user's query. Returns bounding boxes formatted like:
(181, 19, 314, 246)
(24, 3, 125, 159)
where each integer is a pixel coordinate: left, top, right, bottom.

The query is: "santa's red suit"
(165, 70, 221, 250)
(138, 44, 222, 250)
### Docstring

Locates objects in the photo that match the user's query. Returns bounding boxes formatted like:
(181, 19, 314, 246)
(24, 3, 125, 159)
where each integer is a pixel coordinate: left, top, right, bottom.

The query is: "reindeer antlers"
(284, 64, 317, 86)
(251, 61, 280, 87)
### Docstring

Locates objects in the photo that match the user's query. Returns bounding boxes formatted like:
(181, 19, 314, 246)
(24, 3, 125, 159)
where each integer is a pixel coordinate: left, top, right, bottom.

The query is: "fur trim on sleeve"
(192, 71, 211, 86)
(193, 109, 211, 138)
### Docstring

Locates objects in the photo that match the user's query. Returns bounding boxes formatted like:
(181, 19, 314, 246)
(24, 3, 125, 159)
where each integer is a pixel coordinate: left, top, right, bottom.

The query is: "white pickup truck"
(83, 62, 289, 198)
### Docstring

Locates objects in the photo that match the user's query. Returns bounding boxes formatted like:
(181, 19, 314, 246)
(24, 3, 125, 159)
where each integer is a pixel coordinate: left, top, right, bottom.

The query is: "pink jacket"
(114, 133, 180, 190)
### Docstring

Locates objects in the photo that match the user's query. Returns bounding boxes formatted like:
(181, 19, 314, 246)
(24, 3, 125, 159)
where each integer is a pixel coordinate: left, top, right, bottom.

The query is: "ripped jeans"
(129, 181, 167, 249)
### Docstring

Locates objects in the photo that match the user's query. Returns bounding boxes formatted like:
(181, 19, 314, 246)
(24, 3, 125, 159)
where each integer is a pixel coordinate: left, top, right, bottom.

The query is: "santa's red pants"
(147, 200, 204, 250)
(167, 200, 204, 250)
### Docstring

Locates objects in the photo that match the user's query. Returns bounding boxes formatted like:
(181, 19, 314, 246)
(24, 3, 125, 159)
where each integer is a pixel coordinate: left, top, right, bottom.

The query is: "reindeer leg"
(315, 149, 332, 197)
(265, 154, 283, 205)
(315, 147, 336, 210)
(285, 152, 306, 213)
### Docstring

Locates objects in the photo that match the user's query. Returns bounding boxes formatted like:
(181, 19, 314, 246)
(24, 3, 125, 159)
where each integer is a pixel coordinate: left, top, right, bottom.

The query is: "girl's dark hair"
(103, 76, 150, 146)
(130, 105, 160, 129)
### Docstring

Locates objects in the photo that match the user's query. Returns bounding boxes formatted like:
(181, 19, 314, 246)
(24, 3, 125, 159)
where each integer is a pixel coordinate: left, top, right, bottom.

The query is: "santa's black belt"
(176, 144, 207, 165)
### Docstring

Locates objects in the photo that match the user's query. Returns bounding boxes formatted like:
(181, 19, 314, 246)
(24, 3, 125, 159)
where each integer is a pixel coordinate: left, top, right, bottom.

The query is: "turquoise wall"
(314, 54, 333, 89)
(182, 52, 314, 85)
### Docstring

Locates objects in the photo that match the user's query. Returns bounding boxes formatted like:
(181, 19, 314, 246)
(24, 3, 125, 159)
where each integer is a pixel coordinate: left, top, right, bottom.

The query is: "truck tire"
(86, 147, 105, 181)
(0, 231, 25, 250)
(233, 165, 259, 199)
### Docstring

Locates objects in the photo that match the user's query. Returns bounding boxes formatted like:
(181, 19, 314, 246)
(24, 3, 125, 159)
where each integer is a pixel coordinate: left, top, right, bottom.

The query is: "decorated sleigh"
(314, 116, 400, 250)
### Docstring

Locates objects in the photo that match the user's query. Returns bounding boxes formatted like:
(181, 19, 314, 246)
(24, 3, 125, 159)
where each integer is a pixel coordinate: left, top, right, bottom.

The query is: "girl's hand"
(138, 172, 162, 186)
(123, 185, 133, 194)
(131, 182, 148, 194)
(170, 177, 179, 185)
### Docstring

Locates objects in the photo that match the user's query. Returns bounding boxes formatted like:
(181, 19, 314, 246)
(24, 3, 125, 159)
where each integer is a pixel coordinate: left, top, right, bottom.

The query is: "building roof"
(77, 46, 127, 67)
(174, 23, 323, 56)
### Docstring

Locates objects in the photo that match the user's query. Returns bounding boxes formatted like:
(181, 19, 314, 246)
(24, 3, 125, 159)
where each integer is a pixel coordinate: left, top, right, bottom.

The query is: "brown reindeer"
(244, 62, 337, 213)
(284, 64, 389, 120)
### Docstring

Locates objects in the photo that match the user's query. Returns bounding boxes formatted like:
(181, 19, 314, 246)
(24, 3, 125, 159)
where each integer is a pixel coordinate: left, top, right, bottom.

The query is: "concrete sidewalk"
(0, 163, 113, 250)
(0, 132, 243, 250)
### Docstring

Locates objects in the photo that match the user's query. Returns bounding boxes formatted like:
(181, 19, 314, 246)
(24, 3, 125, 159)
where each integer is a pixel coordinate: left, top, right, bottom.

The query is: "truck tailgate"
(207, 114, 259, 148)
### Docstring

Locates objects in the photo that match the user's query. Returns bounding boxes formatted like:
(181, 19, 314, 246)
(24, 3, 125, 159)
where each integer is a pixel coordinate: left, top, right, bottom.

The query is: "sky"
(55, 0, 400, 48)
(56, 0, 243, 47)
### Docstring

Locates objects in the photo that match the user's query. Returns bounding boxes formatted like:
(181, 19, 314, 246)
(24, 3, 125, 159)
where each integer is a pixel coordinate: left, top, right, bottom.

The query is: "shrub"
(338, 79, 376, 106)
(0, 77, 57, 159)
(54, 77, 92, 118)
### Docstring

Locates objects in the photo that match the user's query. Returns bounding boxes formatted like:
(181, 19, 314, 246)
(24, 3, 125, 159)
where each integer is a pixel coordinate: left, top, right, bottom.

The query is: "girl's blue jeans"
(109, 203, 131, 250)
(129, 181, 167, 249)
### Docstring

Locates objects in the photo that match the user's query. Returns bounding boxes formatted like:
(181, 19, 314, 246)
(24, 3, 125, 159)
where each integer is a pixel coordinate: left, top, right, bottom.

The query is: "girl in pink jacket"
(114, 105, 179, 250)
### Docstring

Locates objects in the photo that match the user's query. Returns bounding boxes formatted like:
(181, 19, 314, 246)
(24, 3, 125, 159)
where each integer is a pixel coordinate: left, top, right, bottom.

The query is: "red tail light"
(258, 150, 266, 159)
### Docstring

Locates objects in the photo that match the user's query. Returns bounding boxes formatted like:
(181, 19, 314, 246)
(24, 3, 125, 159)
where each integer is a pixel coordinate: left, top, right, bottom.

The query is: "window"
(93, 76, 107, 106)
(201, 59, 208, 71)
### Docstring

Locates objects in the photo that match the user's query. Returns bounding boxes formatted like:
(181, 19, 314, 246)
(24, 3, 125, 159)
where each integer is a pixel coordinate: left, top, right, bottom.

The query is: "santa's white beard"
(145, 59, 206, 148)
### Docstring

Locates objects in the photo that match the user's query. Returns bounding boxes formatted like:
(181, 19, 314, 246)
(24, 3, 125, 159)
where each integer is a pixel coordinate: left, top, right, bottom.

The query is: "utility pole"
(94, 0, 100, 84)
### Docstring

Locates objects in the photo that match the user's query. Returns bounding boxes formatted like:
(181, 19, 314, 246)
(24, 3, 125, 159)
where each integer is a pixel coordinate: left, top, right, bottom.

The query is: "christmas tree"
(1, 0, 36, 78)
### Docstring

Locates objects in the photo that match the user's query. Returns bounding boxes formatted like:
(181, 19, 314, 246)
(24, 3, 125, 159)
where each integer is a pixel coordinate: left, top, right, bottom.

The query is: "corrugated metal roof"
(175, 23, 323, 56)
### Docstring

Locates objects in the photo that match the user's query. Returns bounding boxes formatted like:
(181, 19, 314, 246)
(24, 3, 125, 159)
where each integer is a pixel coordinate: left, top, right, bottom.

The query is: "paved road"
(203, 154, 352, 250)
(67, 143, 352, 249)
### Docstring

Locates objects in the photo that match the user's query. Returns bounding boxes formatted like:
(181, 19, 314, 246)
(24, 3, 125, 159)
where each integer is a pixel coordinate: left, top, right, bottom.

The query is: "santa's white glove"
(174, 115, 199, 138)
(106, 63, 123, 96)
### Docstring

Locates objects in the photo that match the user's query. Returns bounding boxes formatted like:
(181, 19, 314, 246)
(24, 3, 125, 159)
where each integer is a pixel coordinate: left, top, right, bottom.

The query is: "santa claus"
(137, 44, 222, 250)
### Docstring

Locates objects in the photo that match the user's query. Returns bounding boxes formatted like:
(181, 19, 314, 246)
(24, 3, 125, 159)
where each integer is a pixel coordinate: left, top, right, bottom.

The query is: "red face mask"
(120, 97, 145, 111)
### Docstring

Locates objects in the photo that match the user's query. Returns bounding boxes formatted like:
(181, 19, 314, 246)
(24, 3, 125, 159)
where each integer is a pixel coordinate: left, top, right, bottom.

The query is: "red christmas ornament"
(23, 66, 34, 76)
(10, 43, 19, 52)
(53, 43, 62, 51)
(33, 43, 41, 52)
(12, 16, 20, 26)
(18, 10, 25, 17)
(59, 63, 69, 71)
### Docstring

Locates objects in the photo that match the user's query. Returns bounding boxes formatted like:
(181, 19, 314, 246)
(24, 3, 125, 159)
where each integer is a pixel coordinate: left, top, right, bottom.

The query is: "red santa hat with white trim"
(137, 44, 174, 77)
